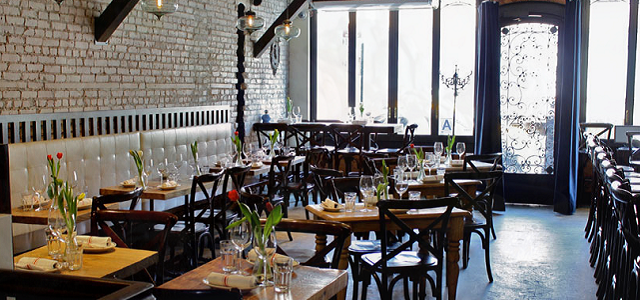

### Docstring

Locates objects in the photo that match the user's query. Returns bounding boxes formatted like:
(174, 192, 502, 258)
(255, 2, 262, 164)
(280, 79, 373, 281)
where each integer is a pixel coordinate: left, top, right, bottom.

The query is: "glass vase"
(65, 230, 82, 271)
(252, 227, 276, 286)
(416, 161, 426, 182)
(47, 201, 65, 260)
(445, 150, 453, 166)
(137, 171, 147, 190)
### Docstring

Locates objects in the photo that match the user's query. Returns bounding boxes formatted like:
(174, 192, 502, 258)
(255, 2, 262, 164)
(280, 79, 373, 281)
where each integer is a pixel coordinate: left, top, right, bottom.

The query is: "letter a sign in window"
(439, 118, 453, 136)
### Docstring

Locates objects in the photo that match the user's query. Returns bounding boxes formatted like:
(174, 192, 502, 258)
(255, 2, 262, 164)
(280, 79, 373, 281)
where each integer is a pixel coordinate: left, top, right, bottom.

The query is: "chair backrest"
(221, 165, 251, 195)
(304, 147, 331, 170)
(93, 209, 178, 285)
(444, 171, 503, 217)
(189, 173, 224, 230)
(267, 155, 296, 200)
(290, 123, 329, 152)
(362, 156, 398, 176)
(580, 122, 613, 149)
(398, 124, 418, 153)
(274, 219, 351, 269)
(462, 153, 502, 173)
(330, 177, 362, 203)
(90, 187, 143, 235)
(239, 190, 270, 216)
(375, 197, 456, 273)
(626, 131, 640, 162)
(328, 124, 365, 151)
(310, 165, 344, 201)
(253, 123, 292, 149)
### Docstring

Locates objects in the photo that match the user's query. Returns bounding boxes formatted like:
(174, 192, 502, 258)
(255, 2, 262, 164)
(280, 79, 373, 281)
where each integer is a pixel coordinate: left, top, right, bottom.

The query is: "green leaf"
(226, 216, 247, 229)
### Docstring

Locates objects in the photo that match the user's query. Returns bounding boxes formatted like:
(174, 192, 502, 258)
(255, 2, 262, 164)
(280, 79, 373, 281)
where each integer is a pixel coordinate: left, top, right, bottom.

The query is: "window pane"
(587, 1, 629, 125)
(439, 0, 476, 136)
(356, 10, 389, 122)
(398, 9, 433, 135)
(317, 11, 349, 121)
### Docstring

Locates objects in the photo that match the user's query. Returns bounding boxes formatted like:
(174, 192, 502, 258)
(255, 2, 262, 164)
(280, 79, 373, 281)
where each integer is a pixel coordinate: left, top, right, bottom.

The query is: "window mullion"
(432, 6, 441, 137)
(348, 12, 357, 109)
(389, 11, 399, 123)
(627, 0, 639, 125)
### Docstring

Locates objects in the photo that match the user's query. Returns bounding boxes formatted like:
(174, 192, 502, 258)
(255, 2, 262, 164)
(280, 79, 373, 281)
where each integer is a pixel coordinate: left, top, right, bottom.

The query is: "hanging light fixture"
(54, 0, 64, 5)
(237, 1, 265, 35)
(274, 19, 301, 42)
(140, 0, 179, 20)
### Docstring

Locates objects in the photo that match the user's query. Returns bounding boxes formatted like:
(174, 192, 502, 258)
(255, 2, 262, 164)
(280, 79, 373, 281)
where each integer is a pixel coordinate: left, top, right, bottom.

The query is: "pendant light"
(237, 1, 265, 35)
(140, 0, 179, 20)
(274, 19, 300, 42)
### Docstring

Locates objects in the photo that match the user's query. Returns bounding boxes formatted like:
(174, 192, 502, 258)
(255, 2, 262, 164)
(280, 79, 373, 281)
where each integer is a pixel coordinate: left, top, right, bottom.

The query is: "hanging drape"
(474, 1, 505, 210)
(553, 0, 582, 215)
(473, 1, 501, 156)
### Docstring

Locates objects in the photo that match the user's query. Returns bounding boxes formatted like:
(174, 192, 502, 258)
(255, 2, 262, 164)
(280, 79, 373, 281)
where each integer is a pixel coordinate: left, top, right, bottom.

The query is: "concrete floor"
(276, 204, 597, 300)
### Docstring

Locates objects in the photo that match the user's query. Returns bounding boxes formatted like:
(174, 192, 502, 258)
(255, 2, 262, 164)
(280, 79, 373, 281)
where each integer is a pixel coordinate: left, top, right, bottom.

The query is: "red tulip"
(56, 152, 63, 159)
(234, 131, 239, 136)
(265, 201, 274, 212)
(410, 144, 415, 148)
(47, 154, 52, 161)
(228, 190, 239, 202)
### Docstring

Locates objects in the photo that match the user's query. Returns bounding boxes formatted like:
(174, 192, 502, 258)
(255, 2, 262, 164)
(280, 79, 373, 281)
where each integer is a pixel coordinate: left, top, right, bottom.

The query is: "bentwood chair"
(359, 198, 457, 300)
(462, 153, 503, 238)
(90, 187, 144, 235)
(375, 124, 418, 155)
(445, 170, 503, 282)
(329, 124, 367, 175)
(310, 165, 344, 203)
(93, 209, 177, 285)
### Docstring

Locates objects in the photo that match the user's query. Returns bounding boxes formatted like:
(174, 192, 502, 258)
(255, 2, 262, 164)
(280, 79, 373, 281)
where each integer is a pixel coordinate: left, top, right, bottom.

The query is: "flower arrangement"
(286, 97, 293, 117)
(445, 135, 456, 155)
(267, 129, 279, 158)
(231, 131, 243, 165)
(191, 141, 200, 175)
(46, 152, 64, 203)
(359, 102, 365, 118)
(376, 160, 390, 201)
(410, 144, 424, 161)
(227, 199, 283, 246)
(129, 150, 146, 189)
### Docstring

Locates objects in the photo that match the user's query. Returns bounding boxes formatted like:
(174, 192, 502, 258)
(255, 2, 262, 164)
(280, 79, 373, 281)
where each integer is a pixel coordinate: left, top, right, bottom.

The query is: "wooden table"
(210, 156, 307, 177)
(306, 204, 470, 300)
(11, 203, 118, 225)
(158, 257, 348, 300)
(406, 179, 480, 199)
(14, 245, 157, 279)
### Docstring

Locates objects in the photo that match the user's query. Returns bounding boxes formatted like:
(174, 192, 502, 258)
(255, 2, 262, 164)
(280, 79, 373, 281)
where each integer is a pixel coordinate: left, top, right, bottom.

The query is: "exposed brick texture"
(0, 0, 288, 139)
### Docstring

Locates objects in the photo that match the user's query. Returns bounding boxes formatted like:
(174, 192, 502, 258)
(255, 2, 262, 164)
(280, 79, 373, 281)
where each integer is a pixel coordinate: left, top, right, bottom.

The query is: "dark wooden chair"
(266, 155, 296, 241)
(462, 153, 503, 238)
(90, 187, 144, 235)
(444, 170, 503, 282)
(362, 155, 399, 176)
(580, 122, 613, 149)
(330, 176, 362, 203)
(253, 123, 293, 149)
(359, 197, 457, 300)
(329, 123, 367, 175)
(375, 123, 418, 155)
(310, 165, 344, 203)
(289, 123, 331, 154)
(190, 173, 226, 263)
(93, 209, 178, 285)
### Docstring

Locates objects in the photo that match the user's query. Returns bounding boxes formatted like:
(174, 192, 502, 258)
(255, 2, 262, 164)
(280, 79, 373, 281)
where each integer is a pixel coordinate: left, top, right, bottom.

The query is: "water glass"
(456, 142, 466, 159)
(434, 142, 444, 158)
(45, 227, 62, 258)
(220, 240, 237, 273)
(66, 247, 83, 271)
(344, 192, 356, 212)
(408, 191, 421, 200)
(273, 256, 293, 293)
(21, 192, 34, 211)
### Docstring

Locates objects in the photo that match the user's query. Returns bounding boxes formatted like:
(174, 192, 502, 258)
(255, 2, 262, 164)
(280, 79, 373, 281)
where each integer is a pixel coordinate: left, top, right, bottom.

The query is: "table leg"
(315, 233, 350, 300)
(446, 216, 464, 300)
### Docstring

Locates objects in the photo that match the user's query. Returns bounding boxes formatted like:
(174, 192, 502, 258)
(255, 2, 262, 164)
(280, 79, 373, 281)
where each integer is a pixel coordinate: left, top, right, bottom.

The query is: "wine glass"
(245, 143, 257, 162)
(359, 175, 375, 212)
(425, 153, 437, 176)
(406, 154, 417, 180)
(70, 170, 79, 190)
(294, 106, 302, 123)
(253, 228, 277, 286)
(394, 171, 409, 199)
(32, 173, 47, 211)
(230, 220, 251, 275)
(397, 155, 408, 172)
(456, 142, 466, 160)
(434, 142, 444, 160)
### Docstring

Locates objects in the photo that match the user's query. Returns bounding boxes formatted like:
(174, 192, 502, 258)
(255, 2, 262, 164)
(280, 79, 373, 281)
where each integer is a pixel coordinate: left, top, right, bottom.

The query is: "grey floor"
(277, 204, 598, 300)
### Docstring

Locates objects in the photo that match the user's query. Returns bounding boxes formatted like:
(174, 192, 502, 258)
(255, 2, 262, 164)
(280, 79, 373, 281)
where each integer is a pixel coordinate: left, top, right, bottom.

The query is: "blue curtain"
(474, 1, 501, 155)
(553, 0, 581, 215)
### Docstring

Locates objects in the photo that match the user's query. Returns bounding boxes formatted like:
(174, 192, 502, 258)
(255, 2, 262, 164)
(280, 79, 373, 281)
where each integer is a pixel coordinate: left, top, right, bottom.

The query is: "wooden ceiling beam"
(95, 0, 141, 42)
(252, 0, 308, 57)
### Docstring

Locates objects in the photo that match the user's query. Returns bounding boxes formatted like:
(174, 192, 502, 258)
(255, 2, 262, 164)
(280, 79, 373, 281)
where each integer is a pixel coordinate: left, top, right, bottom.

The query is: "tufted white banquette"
(8, 123, 232, 253)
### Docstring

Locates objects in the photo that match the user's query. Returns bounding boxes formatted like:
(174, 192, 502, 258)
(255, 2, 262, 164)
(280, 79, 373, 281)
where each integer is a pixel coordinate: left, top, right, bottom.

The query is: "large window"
(586, 0, 629, 125)
(314, 1, 477, 137)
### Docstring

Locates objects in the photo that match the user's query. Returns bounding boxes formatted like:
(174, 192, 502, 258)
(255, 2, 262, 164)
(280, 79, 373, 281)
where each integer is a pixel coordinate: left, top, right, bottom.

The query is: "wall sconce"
(140, 0, 178, 20)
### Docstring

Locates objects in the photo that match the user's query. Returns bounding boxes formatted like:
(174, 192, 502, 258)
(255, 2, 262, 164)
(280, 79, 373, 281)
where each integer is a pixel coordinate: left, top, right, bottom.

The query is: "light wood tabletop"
(306, 203, 470, 300)
(14, 244, 157, 279)
(11, 202, 118, 225)
(158, 257, 348, 300)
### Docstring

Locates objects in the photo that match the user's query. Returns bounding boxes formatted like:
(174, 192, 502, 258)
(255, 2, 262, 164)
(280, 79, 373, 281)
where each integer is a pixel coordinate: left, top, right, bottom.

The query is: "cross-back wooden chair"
(267, 155, 296, 240)
(359, 198, 457, 300)
(190, 172, 226, 263)
(462, 153, 502, 173)
(375, 124, 418, 155)
(93, 209, 177, 285)
(580, 122, 613, 150)
(90, 187, 144, 235)
(289, 123, 330, 154)
(310, 165, 344, 202)
(254, 123, 293, 149)
(329, 123, 366, 175)
(444, 170, 503, 282)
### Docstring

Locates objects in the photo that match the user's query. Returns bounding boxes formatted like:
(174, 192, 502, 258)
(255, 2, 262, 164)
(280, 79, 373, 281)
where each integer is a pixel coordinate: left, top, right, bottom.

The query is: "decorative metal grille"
(499, 23, 558, 174)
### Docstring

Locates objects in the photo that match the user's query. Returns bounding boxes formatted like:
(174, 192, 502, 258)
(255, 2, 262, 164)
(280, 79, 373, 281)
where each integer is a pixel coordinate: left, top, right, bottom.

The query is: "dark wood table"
(158, 257, 348, 300)
(11, 202, 118, 225)
(14, 245, 157, 279)
(306, 204, 470, 300)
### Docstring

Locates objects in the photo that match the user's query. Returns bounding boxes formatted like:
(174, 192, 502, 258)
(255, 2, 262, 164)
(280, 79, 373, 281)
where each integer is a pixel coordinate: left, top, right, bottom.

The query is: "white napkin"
(122, 178, 136, 186)
(247, 250, 298, 266)
(15, 257, 60, 271)
(77, 235, 112, 248)
(77, 198, 92, 207)
(206, 272, 257, 289)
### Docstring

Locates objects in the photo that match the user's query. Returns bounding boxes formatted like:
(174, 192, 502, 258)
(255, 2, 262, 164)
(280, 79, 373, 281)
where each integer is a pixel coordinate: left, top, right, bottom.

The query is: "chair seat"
(375, 148, 400, 154)
(348, 240, 402, 253)
(361, 251, 438, 270)
(337, 148, 361, 155)
(196, 209, 238, 221)
(156, 221, 207, 233)
(285, 182, 305, 190)
(464, 214, 488, 228)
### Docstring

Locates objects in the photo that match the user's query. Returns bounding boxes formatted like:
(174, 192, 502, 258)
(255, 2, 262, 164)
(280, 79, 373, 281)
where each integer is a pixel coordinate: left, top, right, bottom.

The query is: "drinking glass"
(230, 220, 251, 275)
(407, 191, 422, 214)
(220, 240, 237, 274)
(344, 192, 357, 212)
(245, 143, 257, 162)
(359, 175, 375, 212)
(456, 142, 466, 160)
(253, 228, 277, 286)
(394, 171, 409, 199)
(294, 106, 302, 123)
(31, 173, 47, 211)
(434, 142, 444, 158)
(425, 153, 437, 175)
(406, 154, 417, 179)
(397, 155, 408, 172)
(273, 256, 293, 293)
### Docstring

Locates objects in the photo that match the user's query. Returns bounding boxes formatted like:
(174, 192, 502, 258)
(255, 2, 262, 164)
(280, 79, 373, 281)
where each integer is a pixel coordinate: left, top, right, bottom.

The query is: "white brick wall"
(0, 0, 289, 136)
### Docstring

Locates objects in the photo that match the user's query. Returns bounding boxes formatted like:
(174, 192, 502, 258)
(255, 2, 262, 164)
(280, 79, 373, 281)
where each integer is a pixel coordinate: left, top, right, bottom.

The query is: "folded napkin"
(206, 272, 257, 289)
(76, 235, 112, 248)
(247, 250, 298, 266)
(122, 178, 136, 185)
(77, 198, 92, 207)
(15, 257, 60, 271)
(321, 199, 343, 209)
